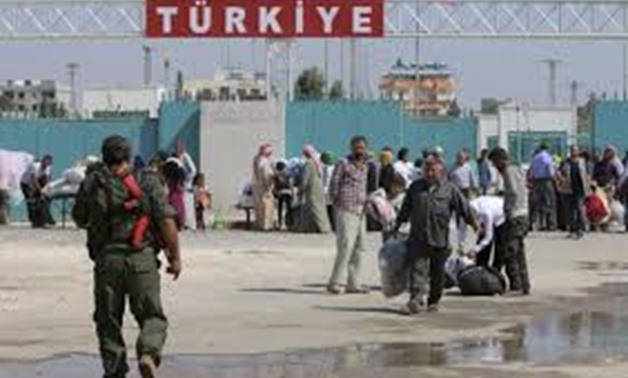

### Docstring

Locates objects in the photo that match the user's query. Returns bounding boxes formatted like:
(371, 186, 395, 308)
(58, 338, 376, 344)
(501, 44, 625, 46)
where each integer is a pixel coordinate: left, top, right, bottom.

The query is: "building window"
(18, 92, 25, 99)
(17, 105, 25, 111)
(32, 105, 38, 112)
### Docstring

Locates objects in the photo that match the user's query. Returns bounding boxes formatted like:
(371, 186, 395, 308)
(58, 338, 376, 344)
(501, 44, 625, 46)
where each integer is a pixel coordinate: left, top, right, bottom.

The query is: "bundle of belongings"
(366, 189, 396, 231)
(378, 239, 506, 298)
(378, 242, 506, 301)
(0, 149, 35, 224)
(42, 156, 99, 198)
(584, 183, 611, 227)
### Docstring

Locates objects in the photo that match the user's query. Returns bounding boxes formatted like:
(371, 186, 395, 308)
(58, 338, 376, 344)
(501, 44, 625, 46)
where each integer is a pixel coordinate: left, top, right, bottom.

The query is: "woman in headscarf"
(163, 157, 187, 230)
(172, 142, 198, 230)
(378, 148, 396, 196)
(252, 144, 275, 231)
(294, 145, 331, 233)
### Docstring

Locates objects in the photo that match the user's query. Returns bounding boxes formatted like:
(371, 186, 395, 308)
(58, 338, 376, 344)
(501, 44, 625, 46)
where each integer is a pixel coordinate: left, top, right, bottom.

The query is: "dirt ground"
(0, 227, 628, 377)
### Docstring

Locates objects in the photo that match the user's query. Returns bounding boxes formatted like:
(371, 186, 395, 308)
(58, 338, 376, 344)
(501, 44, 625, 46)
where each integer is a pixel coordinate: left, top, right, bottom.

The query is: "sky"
(0, 1, 625, 110)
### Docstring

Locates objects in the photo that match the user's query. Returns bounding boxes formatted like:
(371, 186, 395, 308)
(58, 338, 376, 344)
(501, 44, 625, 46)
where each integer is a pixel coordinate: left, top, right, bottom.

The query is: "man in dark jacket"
(395, 157, 478, 314)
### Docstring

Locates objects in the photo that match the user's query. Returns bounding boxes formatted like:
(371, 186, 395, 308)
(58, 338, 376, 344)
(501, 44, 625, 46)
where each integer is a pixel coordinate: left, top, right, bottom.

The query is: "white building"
(183, 68, 268, 101)
(476, 100, 578, 161)
(82, 85, 167, 118)
(0, 80, 71, 116)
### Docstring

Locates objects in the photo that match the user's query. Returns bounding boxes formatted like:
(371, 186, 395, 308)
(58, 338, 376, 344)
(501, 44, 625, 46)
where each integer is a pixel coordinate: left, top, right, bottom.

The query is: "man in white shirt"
(393, 147, 415, 188)
(20, 155, 54, 227)
(468, 195, 505, 267)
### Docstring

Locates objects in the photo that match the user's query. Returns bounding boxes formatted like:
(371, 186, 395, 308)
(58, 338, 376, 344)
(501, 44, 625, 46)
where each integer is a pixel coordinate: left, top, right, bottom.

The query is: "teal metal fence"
(0, 101, 200, 222)
(507, 131, 568, 164)
(285, 101, 476, 164)
(592, 101, 628, 153)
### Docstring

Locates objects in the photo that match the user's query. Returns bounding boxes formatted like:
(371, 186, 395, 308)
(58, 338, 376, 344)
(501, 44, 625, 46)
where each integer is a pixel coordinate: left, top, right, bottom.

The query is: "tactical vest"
(101, 171, 151, 250)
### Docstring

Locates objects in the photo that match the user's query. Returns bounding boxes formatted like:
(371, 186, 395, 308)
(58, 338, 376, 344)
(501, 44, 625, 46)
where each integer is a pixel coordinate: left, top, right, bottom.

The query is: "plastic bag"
(610, 200, 625, 224)
(378, 239, 409, 298)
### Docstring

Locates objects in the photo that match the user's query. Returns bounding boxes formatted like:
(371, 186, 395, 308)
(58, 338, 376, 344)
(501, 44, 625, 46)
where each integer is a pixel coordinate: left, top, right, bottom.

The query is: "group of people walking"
(322, 136, 531, 315)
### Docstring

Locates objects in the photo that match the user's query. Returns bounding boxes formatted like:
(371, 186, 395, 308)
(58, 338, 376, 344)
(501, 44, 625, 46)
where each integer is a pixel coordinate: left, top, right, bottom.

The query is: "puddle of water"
(2, 310, 628, 377)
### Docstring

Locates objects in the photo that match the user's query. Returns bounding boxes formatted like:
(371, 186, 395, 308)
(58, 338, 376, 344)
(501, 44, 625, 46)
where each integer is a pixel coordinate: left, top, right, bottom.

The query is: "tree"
(328, 80, 345, 100)
(39, 101, 68, 119)
(447, 99, 462, 117)
(0, 95, 12, 112)
(295, 67, 325, 101)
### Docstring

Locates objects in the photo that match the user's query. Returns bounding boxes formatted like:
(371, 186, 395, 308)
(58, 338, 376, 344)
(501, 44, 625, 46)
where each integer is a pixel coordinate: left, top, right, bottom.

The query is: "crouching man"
(468, 195, 505, 267)
(394, 157, 478, 315)
(488, 147, 531, 296)
(73, 135, 182, 378)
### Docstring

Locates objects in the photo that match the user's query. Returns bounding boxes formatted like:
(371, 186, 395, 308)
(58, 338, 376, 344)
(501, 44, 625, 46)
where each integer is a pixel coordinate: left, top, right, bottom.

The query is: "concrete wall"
(199, 101, 285, 216)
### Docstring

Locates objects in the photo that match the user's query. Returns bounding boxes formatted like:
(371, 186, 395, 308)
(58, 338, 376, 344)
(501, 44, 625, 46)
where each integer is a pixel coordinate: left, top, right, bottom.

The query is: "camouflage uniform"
(73, 165, 175, 378)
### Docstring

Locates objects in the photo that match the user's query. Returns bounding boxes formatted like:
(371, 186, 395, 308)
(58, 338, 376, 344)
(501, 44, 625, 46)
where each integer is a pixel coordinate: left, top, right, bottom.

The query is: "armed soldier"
(73, 135, 182, 378)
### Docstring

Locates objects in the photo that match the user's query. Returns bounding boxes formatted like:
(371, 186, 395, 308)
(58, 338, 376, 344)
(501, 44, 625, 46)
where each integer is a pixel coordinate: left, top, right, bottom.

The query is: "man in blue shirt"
(529, 144, 557, 231)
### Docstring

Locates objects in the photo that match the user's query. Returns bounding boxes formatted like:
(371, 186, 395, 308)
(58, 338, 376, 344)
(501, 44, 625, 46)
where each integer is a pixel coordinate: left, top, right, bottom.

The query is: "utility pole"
(350, 39, 357, 101)
(287, 40, 294, 102)
(164, 58, 171, 100)
(67, 62, 79, 117)
(623, 43, 627, 101)
(541, 59, 562, 107)
(414, 0, 421, 115)
(324, 39, 329, 98)
(570, 80, 578, 106)
(143, 45, 152, 86)
(265, 39, 272, 101)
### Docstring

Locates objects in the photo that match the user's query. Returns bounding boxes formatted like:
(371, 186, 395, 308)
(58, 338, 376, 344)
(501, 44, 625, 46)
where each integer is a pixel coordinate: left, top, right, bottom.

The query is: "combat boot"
(138, 355, 157, 378)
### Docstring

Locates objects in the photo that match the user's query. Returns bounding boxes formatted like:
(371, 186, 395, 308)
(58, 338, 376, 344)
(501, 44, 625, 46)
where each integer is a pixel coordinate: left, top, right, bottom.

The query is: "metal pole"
(67, 62, 79, 117)
(164, 58, 171, 100)
(414, 0, 420, 115)
(516, 105, 522, 164)
(622, 42, 628, 101)
(541, 59, 561, 107)
(266, 40, 272, 101)
(350, 39, 357, 101)
(340, 40, 345, 97)
(143, 45, 151, 86)
(324, 39, 329, 98)
(287, 40, 294, 102)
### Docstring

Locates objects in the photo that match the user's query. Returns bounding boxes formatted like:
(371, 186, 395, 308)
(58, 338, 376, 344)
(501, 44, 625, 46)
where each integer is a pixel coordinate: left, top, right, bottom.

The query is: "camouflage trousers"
(93, 248, 168, 378)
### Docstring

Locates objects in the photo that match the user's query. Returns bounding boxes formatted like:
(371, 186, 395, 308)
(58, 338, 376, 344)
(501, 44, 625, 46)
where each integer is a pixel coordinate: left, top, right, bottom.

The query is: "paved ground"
(0, 227, 628, 377)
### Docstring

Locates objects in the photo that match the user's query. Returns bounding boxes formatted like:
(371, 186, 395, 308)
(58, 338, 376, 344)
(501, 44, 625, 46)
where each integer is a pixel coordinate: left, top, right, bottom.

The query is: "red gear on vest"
(120, 173, 150, 250)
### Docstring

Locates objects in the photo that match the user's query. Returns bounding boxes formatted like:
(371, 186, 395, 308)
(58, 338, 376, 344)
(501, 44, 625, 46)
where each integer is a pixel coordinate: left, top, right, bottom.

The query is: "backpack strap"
(103, 174, 115, 243)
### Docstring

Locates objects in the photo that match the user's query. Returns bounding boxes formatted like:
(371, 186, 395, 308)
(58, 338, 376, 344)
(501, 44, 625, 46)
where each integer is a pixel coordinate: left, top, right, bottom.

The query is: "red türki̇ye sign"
(146, 0, 384, 38)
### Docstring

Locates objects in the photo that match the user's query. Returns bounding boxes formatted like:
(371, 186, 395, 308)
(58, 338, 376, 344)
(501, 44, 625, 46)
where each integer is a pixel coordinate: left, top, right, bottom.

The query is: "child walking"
(193, 173, 212, 230)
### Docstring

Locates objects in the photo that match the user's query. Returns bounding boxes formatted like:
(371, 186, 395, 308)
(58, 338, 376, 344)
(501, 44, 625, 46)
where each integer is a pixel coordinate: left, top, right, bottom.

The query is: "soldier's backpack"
(457, 266, 506, 296)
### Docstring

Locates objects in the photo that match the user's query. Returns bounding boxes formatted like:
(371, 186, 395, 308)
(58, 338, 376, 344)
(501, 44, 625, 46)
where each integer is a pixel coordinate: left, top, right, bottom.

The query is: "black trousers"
(565, 193, 585, 234)
(494, 217, 530, 293)
(276, 194, 293, 228)
(407, 242, 450, 306)
(21, 183, 53, 227)
(476, 223, 505, 268)
(530, 179, 557, 231)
